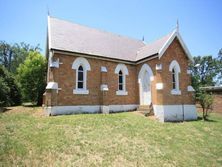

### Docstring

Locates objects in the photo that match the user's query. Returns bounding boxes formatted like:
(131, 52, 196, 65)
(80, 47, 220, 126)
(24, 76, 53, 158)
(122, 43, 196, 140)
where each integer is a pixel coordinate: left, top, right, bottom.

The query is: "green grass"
(0, 107, 222, 166)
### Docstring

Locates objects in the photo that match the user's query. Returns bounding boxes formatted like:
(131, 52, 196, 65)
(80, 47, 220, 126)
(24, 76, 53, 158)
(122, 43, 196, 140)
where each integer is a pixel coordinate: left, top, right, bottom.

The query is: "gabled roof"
(136, 30, 193, 62)
(48, 16, 193, 62)
(48, 16, 144, 62)
(136, 32, 172, 61)
(158, 29, 193, 62)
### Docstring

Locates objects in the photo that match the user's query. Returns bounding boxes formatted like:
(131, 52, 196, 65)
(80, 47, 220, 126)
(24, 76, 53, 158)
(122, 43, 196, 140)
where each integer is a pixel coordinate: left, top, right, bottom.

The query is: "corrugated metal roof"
(48, 16, 172, 62)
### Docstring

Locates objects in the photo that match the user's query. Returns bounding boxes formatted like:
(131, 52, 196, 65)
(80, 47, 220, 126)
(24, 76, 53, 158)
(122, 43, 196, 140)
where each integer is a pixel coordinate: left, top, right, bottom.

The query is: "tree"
(216, 48, 222, 84)
(0, 41, 41, 73)
(189, 51, 222, 120)
(189, 55, 221, 95)
(197, 90, 213, 120)
(0, 42, 13, 71)
(0, 78, 10, 107)
(0, 65, 21, 107)
(218, 48, 222, 59)
(17, 52, 46, 105)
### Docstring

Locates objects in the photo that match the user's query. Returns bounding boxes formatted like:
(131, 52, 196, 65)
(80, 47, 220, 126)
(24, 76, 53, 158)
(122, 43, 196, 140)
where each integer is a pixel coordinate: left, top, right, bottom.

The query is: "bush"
(197, 90, 213, 120)
(17, 52, 46, 105)
(0, 78, 10, 107)
(0, 65, 21, 107)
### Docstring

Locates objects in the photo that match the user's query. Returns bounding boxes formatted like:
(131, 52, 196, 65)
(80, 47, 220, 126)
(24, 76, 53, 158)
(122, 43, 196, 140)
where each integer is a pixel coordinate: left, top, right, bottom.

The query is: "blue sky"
(0, 0, 221, 57)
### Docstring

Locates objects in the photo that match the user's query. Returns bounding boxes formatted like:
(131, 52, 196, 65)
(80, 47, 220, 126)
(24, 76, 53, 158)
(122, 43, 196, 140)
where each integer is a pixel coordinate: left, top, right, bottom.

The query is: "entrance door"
(138, 64, 153, 106)
(141, 71, 151, 105)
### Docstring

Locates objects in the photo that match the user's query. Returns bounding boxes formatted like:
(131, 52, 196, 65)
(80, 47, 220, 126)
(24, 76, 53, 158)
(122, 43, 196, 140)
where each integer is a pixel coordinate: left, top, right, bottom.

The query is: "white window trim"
(72, 57, 91, 95)
(118, 70, 124, 90)
(171, 89, 181, 95)
(73, 89, 89, 95)
(169, 60, 181, 95)
(115, 64, 129, 96)
(116, 90, 128, 96)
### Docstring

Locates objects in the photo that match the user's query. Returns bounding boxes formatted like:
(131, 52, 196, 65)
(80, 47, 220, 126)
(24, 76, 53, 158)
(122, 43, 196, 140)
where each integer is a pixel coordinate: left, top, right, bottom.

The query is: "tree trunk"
(8, 51, 12, 72)
(203, 108, 206, 120)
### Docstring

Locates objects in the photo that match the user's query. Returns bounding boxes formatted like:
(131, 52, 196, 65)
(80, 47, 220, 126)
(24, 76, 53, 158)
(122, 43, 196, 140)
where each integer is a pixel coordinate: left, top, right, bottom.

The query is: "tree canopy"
(0, 65, 21, 107)
(0, 41, 41, 73)
(189, 51, 222, 119)
(17, 52, 46, 105)
(190, 54, 222, 93)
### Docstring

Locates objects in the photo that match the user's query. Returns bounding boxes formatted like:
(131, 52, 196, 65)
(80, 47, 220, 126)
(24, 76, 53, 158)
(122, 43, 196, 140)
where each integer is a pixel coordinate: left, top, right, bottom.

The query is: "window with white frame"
(72, 57, 91, 94)
(172, 68, 176, 90)
(169, 60, 181, 95)
(115, 64, 128, 95)
(118, 70, 123, 91)
(77, 65, 84, 89)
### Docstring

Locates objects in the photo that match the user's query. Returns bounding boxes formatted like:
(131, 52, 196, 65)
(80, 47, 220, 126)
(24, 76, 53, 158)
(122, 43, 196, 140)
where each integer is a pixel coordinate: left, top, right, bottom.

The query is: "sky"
(0, 0, 221, 57)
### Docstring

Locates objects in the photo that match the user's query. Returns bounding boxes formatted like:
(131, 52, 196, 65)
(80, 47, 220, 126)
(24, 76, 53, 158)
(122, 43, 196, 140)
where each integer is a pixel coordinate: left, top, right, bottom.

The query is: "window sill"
(116, 90, 128, 96)
(171, 89, 181, 95)
(73, 89, 89, 95)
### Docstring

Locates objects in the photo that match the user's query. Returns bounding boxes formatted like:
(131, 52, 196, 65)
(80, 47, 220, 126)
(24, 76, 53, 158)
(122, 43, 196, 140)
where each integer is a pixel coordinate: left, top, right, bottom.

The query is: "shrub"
(197, 90, 213, 120)
(0, 65, 21, 107)
(17, 52, 46, 105)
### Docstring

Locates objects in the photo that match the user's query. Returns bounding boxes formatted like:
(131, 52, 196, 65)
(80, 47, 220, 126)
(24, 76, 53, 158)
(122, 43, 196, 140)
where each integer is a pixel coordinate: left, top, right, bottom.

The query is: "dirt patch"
(3, 106, 45, 117)
(132, 111, 158, 121)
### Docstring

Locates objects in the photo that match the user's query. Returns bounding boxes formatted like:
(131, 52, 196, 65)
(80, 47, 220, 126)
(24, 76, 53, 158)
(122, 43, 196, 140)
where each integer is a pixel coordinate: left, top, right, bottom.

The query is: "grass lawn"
(0, 107, 222, 166)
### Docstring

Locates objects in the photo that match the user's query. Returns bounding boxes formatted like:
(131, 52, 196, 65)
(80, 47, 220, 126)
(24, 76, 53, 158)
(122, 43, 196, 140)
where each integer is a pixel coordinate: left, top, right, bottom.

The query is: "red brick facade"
(44, 38, 195, 108)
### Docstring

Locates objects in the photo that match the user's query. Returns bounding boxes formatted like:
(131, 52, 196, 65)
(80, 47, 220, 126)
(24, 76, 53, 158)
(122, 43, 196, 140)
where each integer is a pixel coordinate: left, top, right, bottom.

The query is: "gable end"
(158, 30, 193, 63)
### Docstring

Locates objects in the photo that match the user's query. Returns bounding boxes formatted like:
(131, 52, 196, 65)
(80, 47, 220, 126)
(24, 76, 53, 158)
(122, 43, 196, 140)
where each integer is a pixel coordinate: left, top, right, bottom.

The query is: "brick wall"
(45, 37, 195, 107)
(154, 38, 195, 105)
(136, 38, 195, 105)
(212, 93, 222, 112)
(49, 53, 138, 106)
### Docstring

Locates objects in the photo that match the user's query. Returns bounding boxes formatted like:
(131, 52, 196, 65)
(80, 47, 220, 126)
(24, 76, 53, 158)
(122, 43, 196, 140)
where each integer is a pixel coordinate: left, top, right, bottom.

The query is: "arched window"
(118, 70, 123, 91)
(169, 60, 181, 95)
(77, 65, 84, 89)
(115, 64, 129, 95)
(172, 68, 176, 89)
(72, 57, 91, 94)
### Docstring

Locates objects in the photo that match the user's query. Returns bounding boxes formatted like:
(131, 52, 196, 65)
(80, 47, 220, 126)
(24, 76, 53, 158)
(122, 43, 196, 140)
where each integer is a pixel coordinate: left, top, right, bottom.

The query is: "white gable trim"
(47, 16, 52, 50)
(158, 30, 194, 62)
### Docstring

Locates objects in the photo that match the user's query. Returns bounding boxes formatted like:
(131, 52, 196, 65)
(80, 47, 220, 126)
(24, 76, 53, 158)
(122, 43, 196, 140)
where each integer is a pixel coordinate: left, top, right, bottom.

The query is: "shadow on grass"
(0, 107, 12, 113)
(195, 116, 217, 122)
(48, 110, 134, 117)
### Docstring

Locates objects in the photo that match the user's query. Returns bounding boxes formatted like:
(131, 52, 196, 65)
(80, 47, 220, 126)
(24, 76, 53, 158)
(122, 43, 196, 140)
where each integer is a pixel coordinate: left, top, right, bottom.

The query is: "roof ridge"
(49, 16, 145, 45)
